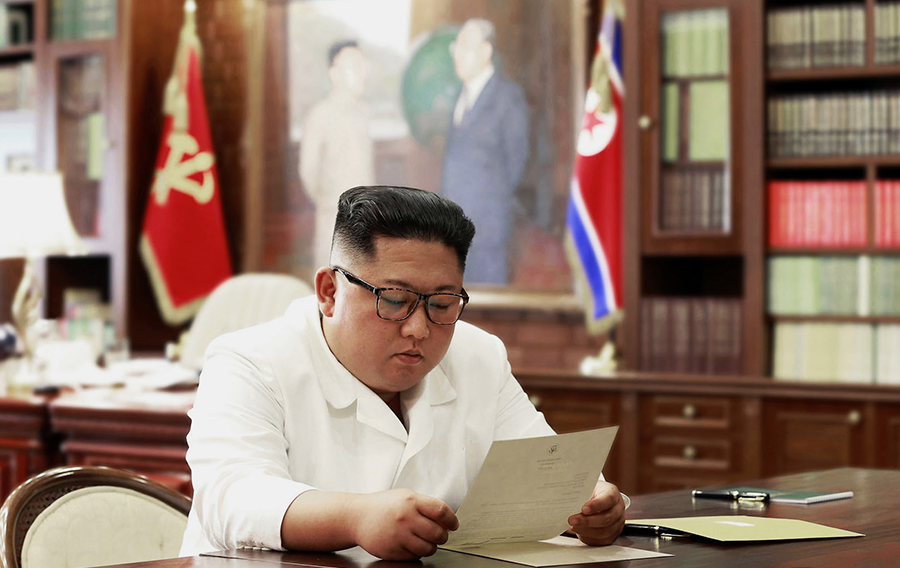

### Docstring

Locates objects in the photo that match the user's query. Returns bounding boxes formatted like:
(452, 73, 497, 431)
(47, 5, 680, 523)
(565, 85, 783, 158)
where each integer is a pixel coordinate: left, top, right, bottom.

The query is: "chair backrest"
(0, 466, 191, 568)
(179, 273, 314, 371)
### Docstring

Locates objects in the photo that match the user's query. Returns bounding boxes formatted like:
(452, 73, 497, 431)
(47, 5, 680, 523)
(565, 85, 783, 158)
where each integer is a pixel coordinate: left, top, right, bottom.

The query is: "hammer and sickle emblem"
(151, 132, 215, 205)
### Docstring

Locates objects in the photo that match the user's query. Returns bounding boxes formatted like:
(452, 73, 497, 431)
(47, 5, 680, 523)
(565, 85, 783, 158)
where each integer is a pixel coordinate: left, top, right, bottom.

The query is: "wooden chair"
(0, 466, 191, 568)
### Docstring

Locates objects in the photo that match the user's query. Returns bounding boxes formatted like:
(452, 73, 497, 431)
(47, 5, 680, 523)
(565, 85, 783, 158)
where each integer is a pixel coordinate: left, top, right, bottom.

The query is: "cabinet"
(515, 369, 900, 495)
(623, 0, 766, 376)
(763, 0, 900, 384)
(1, 0, 250, 351)
(761, 399, 870, 476)
(0, 394, 53, 502)
(624, 0, 900, 382)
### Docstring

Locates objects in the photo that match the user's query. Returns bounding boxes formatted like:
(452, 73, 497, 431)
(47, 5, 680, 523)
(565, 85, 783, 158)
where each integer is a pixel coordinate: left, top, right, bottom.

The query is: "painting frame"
(243, 0, 593, 310)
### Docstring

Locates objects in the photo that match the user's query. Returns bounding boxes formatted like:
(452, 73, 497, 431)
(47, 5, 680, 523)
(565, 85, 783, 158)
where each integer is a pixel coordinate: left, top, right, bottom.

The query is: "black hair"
(328, 40, 359, 67)
(332, 186, 476, 273)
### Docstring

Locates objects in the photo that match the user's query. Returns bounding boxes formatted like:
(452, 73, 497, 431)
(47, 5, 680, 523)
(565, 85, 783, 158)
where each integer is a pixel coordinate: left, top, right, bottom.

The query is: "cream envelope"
(626, 515, 864, 542)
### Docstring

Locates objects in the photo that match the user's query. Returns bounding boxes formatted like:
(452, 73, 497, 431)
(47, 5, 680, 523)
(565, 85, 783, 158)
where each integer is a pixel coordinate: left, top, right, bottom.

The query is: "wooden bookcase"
(623, 0, 766, 375)
(763, 0, 900, 384)
(0, 0, 250, 351)
(624, 0, 900, 381)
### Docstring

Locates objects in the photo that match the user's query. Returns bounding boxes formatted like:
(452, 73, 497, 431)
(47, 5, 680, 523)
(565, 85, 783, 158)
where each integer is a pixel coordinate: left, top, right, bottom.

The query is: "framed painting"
(244, 0, 591, 305)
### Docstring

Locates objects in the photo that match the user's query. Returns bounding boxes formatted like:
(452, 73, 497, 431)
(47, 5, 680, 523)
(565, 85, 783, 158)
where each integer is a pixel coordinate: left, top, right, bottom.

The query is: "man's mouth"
(395, 351, 423, 364)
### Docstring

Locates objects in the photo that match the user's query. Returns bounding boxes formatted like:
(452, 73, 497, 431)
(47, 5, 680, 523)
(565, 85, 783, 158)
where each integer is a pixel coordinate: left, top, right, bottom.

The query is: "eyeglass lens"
(377, 290, 464, 324)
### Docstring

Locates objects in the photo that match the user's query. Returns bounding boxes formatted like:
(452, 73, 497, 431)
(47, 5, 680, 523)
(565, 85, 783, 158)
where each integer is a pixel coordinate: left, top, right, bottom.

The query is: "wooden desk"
(105, 468, 899, 567)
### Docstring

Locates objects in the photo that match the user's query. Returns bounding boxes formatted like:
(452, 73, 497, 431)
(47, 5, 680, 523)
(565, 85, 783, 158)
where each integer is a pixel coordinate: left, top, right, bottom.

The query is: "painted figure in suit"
(300, 40, 375, 275)
(441, 19, 530, 284)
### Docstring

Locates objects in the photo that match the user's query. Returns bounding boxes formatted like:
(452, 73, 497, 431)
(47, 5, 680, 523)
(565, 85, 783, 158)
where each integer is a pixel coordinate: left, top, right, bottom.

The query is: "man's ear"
(316, 267, 338, 317)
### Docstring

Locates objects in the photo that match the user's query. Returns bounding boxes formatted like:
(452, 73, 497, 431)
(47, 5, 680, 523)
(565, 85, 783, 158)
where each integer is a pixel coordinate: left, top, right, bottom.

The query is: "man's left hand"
(566, 481, 626, 546)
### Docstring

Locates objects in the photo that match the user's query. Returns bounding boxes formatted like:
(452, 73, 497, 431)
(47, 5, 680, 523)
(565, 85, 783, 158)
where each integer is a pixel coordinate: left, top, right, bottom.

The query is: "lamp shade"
(0, 172, 88, 259)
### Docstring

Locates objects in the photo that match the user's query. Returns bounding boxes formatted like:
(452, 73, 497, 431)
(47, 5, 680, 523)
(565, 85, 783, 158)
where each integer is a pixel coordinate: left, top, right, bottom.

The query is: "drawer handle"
(638, 115, 654, 130)
(682, 445, 697, 461)
(847, 410, 862, 426)
(682, 404, 697, 419)
(529, 394, 543, 410)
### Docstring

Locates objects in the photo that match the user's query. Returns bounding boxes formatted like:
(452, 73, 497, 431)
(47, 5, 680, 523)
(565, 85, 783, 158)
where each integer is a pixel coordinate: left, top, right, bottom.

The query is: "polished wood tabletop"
(108, 468, 900, 567)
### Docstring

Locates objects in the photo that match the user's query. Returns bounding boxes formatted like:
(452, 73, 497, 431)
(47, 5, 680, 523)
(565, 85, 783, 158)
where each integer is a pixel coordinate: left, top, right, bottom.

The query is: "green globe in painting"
(401, 26, 461, 151)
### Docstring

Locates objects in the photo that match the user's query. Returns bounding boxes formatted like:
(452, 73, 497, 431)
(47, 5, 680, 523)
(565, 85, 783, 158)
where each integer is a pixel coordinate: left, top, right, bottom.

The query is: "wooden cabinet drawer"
(644, 395, 735, 430)
(649, 436, 732, 471)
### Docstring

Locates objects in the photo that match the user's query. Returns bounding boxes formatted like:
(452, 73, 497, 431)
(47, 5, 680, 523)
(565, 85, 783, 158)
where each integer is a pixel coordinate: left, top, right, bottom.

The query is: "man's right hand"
(351, 489, 459, 560)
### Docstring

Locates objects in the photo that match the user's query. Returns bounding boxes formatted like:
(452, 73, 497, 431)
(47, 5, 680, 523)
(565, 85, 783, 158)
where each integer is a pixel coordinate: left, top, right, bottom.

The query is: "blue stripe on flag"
(567, 194, 611, 321)
(611, 19, 623, 79)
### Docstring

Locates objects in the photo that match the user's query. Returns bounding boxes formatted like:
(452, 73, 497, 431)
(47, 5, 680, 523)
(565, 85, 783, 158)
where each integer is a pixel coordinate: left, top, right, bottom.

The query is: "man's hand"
(351, 489, 459, 560)
(566, 481, 626, 546)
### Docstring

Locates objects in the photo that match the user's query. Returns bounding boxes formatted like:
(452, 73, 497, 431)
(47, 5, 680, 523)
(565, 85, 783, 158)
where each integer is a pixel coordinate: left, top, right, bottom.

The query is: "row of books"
(773, 322, 900, 384)
(640, 297, 742, 375)
(876, 181, 900, 246)
(768, 91, 900, 158)
(875, 1, 900, 65)
(662, 80, 730, 163)
(767, 256, 900, 316)
(51, 0, 116, 42)
(0, 4, 31, 48)
(768, 181, 868, 248)
(661, 8, 728, 78)
(766, 4, 865, 70)
(659, 168, 729, 233)
(0, 62, 36, 112)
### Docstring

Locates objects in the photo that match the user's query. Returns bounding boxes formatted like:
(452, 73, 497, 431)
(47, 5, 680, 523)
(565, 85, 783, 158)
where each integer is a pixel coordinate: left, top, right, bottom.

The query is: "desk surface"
(109, 468, 900, 568)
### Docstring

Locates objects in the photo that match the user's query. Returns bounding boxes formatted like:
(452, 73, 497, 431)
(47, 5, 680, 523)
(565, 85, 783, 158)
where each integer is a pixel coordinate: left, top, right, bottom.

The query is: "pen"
(692, 489, 770, 502)
(622, 524, 692, 539)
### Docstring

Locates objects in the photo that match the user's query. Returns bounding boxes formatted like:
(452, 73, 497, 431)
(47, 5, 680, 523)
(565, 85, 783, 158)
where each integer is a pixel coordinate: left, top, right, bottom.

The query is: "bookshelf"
(0, 1, 231, 348)
(765, 0, 900, 385)
(624, 0, 766, 376)
(624, 0, 900, 384)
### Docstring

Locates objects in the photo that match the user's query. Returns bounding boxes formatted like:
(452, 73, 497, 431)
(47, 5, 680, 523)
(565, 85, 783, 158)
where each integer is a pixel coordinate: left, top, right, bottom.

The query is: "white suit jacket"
(180, 296, 554, 555)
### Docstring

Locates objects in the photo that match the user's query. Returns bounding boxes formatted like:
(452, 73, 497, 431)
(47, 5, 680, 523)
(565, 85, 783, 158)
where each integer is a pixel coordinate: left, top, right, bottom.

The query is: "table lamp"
(0, 171, 88, 387)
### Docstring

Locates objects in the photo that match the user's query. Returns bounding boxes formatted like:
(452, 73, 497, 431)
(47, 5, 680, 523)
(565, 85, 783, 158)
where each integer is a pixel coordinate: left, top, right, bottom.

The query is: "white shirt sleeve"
(186, 341, 311, 551)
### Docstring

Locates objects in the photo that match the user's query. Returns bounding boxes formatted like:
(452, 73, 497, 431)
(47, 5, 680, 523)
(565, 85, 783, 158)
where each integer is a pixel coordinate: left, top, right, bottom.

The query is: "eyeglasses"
(331, 266, 468, 325)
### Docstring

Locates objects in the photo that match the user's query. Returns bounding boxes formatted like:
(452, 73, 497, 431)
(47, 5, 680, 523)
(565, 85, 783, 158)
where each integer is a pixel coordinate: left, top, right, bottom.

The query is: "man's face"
(318, 237, 464, 400)
(451, 23, 492, 83)
(330, 46, 366, 98)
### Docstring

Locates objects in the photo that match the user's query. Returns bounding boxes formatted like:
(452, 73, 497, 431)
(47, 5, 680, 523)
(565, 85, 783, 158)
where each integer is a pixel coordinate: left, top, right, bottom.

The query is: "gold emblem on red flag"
(151, 132, 215, 205)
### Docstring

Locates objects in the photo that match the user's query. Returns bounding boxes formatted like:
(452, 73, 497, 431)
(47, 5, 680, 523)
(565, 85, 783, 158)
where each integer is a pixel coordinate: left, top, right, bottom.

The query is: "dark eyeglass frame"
(331, 266, 469, 325)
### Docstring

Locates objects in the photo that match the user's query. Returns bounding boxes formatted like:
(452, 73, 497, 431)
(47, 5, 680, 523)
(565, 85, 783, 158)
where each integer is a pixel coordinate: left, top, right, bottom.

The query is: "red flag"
(140, 3, 232, 325)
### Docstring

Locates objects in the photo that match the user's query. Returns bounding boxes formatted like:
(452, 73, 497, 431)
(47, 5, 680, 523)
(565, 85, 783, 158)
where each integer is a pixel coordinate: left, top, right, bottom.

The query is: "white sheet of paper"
(443, 426, 618, 548)
(443, 535, 671, 566)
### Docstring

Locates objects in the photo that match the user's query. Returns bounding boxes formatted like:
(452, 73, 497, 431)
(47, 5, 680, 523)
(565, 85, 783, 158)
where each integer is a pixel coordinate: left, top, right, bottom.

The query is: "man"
(180, 186, 626, 561)
(300, 40, 375, 275)
(441, 19, 530, 284)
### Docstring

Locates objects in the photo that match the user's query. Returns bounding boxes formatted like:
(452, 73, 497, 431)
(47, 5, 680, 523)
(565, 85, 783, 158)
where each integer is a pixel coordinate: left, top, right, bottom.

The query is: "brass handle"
(638, 115, 653, 130)
(682, 445, 697, 460)
(847, 410, 862, 426)
(529, 394, 543, 410)
(682, 404, 697, 419)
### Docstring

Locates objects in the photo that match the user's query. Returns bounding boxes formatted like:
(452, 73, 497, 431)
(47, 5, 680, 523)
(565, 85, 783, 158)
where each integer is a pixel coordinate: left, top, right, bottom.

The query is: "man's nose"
(400, 301, 430, 339)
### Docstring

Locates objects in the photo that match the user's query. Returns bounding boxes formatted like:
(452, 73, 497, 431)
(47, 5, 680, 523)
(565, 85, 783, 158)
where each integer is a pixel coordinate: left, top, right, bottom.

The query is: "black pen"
(622, 523, 692, 539)
(692, 489, 770, 502)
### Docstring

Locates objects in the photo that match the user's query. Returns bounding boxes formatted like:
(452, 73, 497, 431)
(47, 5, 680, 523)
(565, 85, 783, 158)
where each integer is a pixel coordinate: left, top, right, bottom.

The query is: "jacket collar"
(300, 297, 458, 441)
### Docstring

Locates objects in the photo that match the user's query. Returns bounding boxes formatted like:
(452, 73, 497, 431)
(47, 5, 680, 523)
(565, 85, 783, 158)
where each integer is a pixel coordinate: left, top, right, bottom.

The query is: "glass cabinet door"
(55, 53, 106, 237)
(657, 8, 731, 236)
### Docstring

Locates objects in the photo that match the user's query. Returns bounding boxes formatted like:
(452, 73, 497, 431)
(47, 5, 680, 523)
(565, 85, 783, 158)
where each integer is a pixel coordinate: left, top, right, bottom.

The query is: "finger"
(411, 516, 451, 546)
(401, 533, 440, 559)
(581, 491, 620, 515)
(571, 517, 626, 546)
(568, 497, 625, 527)
(417, 496, 460, 530)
